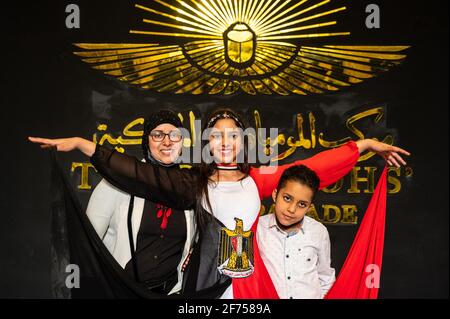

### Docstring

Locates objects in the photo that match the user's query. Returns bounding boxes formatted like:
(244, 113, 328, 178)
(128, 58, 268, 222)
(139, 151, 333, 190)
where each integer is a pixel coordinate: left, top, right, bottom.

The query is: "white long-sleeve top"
(86, 178, 196, 295)
(257, 214, 335, 299)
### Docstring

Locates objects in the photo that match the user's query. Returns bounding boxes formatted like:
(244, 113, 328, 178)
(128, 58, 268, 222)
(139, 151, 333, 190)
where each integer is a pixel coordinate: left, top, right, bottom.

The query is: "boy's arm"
(317, 228, 336, 298)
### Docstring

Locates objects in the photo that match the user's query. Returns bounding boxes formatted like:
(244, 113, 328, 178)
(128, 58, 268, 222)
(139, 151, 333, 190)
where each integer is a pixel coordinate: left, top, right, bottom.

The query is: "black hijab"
(141, 109, 183, 167)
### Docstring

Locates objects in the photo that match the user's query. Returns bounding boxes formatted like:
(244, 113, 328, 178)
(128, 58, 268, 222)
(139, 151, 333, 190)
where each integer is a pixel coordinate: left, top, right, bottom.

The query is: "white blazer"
(86, 178, 196, 295)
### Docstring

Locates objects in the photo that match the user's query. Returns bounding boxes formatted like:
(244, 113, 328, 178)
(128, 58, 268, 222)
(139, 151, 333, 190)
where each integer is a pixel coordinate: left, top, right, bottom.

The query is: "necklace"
(216, 163, 239, 170)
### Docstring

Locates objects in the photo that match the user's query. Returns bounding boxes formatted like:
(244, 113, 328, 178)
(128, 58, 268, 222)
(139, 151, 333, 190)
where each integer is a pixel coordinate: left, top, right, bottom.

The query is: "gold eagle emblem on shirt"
(218, 218, 254, 278)
(73, 0, 409, 95)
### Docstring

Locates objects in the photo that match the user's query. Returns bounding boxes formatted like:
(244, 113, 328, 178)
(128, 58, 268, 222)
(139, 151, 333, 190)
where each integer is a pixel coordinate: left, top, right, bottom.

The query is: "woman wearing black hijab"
(86, 109, 196, 295)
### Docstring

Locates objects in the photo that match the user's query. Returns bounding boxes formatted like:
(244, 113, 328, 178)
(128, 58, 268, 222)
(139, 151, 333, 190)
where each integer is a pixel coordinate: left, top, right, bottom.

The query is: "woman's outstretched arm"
(251, 139, 410, 199)
(29, 136, 196, 210)
(29, 137, 95, 156)
(355, 139, 410, 167)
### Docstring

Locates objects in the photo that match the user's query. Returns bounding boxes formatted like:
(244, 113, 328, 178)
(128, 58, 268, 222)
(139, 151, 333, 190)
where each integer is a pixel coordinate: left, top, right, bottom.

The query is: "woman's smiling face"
(148, 123, 183, 164)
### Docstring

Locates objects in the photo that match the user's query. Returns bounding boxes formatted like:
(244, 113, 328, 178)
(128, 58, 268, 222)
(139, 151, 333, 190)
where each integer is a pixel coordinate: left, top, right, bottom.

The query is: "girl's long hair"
(195, 108, 251, 229)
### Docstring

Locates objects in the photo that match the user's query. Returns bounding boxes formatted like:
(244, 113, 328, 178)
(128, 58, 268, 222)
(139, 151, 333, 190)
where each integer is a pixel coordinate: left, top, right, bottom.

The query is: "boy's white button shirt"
(257, 214, 335, 299)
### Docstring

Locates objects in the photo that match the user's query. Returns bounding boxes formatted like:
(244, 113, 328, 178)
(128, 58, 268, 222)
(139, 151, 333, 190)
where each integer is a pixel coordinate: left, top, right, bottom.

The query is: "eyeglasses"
(149, 130, 183, 142)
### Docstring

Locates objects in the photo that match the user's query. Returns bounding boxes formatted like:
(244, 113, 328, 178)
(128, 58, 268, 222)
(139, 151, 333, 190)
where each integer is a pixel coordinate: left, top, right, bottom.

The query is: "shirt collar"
(268, 213, 305, 235)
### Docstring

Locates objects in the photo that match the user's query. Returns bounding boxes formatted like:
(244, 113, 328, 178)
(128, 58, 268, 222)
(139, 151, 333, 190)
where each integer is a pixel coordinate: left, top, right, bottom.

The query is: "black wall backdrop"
(1, 0, 448, 298)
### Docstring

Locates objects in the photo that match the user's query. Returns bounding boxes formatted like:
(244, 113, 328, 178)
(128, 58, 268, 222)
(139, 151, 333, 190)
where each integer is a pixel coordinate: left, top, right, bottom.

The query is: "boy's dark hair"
(276, 165, 320, 200)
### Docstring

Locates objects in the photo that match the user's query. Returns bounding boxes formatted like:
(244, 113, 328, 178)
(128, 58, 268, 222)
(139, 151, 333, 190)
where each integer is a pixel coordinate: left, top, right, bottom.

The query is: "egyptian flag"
(325, 167, 388, 299)
(233, 167, 388, 299)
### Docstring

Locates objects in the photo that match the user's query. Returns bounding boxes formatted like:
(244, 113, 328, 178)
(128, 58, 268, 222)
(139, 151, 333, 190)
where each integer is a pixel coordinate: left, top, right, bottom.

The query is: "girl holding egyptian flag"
(29, 108, 409, 298)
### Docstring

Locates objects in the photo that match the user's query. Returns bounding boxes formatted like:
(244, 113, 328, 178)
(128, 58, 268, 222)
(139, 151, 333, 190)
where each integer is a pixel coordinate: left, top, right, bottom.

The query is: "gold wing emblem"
(218, 218, 254, 278)
(73, 1, 410, 95)
(74, 43, 408, 95)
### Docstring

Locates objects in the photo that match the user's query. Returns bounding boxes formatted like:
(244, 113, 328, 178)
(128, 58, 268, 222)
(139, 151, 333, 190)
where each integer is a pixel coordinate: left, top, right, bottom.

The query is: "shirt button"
(287, 276, 291, 280)
(286, 255, 289, 258)
(290, 297, 293, 299)
(160, 234, 164, 239)
(307, 258, 311, 262)
(154, 255, 158, 259)
(298, 248, 301, 252)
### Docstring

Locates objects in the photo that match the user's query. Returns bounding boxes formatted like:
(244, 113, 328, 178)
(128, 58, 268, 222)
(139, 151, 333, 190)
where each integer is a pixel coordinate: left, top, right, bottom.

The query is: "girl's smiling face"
(208, 118, 243, 164)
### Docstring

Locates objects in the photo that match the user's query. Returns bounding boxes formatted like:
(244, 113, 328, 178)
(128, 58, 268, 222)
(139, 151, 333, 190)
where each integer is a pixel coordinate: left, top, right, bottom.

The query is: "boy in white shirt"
(257, 165, 335, 299)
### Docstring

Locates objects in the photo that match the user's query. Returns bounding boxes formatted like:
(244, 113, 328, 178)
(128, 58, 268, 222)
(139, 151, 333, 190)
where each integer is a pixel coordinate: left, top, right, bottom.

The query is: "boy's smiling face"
(272, 180, 314, 232)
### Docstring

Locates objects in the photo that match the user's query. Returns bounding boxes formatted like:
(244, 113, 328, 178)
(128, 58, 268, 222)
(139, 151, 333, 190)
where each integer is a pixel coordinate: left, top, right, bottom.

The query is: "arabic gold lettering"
(123, 118, 144, 137)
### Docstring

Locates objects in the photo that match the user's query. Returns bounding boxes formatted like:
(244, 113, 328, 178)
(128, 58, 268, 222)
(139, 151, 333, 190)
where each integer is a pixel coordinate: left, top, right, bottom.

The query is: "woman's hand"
(356, 139, 410, 168)
(28, 137, 96, 157)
